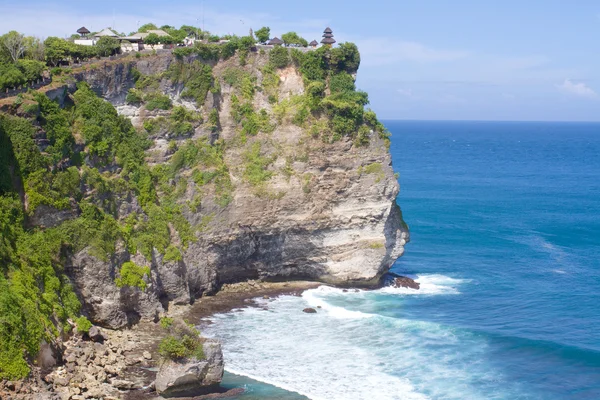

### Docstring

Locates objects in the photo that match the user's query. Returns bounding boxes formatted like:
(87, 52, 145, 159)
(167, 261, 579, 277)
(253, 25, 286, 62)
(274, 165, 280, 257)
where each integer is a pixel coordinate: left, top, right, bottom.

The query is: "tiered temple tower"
(321, 27, 336, 45)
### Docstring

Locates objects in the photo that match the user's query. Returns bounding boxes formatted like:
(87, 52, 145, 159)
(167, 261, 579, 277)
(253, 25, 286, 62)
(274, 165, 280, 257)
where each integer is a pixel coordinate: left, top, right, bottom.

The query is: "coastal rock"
(88, 326, 106, 342)
(155, 339, 224, 398)
(52, 50, 409, 328)
(393, 276, 420, 290)
(303, 308, 317, 313)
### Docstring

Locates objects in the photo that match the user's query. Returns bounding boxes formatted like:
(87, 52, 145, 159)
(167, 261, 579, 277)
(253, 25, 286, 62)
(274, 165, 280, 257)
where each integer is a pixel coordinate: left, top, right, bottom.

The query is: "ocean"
(202, 121, 600, 399)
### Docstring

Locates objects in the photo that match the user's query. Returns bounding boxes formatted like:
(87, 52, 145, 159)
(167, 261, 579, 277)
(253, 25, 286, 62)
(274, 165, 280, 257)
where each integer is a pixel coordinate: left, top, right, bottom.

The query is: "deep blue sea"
(203, 121, 600, 399)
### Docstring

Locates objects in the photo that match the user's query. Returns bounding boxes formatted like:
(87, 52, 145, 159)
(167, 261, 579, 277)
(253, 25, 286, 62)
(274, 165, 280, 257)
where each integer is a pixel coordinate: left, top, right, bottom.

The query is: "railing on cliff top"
(0, 77, 53, 100)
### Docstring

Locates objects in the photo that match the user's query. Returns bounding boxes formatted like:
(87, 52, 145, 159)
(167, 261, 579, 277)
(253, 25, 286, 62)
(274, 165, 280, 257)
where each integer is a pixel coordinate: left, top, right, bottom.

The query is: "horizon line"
(380, 118, 600, 123)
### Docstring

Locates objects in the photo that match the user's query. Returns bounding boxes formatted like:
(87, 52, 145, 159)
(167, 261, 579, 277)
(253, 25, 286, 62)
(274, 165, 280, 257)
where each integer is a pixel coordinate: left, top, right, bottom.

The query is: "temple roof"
(77, 26, 90, 34)
(268, 37, 284, 45)
(324, 27, 333, 34)
(321, 37, 336, 44)
(310, 40, 318, 46)
(94, 28, 118, 37)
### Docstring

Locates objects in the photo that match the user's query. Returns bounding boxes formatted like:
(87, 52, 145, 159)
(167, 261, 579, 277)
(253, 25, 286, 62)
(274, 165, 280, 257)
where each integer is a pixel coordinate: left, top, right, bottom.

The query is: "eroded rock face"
(55, 51, 409, 328)
(155, 339, 224, 398)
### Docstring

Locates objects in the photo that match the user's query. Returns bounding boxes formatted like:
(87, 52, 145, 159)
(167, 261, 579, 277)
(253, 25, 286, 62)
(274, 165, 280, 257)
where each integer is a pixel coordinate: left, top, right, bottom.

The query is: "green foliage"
(75, 316, 92, 333)
(173, 47, 194, 59)
(158, 320, 205, 361)
(114, 261, 151, 291)
(158, 335, 188, 359)
(261, 64, 280, 100)
(330, 42, 361, 73)
(126, 88, 143, 104)
(329, 72, 356, 94)
(222, 67, 249, 89)
(358, 162, 385, 182)
(193, 43, 221, 61)
(144, 33, 161, 46)
(137, 23, 158, 33)
(159, 317, 174, 329)
(255, 26, 270, 44)
(95, 36, 120, 57)
(168, 60, 214, 107)
(135, 74, 160, 91)
(163, 245, 182, 262)
(145, 92, 172, 111)
(207, 109, 220, 132)
(269, 46, 290, 68)
(281, 32, 308, 47)
(242, 142, 276, 186)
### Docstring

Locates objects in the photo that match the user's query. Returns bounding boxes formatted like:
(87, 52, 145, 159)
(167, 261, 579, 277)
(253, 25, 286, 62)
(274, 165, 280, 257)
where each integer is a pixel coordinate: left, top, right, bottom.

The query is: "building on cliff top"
(309, 40, 318, 48)
(267, 37, 284, 46)
(321, 27, 336, 45)
(77, 26, 90, 37)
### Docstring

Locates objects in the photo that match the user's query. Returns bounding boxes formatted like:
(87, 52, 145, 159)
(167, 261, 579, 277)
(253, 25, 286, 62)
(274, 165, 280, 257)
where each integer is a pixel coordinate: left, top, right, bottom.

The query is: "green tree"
(0, 64, 25, 89)
(138, 23, 158, 33)
(1, 31, 26, 62)
(43, 37, 71, 66)
(16, 59, 45, 82)
(24, 36, 45, 61)
(144, 33, 161, 46)
(281, 32, 308, 47)
(255, 26, 270, 44)
(330, 42, 361, 73)
(96, 36, 120, 57)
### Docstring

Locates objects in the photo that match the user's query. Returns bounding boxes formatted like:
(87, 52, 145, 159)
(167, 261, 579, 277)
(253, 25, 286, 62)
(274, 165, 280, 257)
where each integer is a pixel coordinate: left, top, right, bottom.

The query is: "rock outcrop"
(48, 49, 409, 329)
(393, 276, 420, 290)
(155, 339, 224, 398)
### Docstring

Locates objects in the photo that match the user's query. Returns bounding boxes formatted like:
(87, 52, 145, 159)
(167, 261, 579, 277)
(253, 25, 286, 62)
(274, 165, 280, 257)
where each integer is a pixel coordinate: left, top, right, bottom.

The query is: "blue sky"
(2, 0, 600, 121)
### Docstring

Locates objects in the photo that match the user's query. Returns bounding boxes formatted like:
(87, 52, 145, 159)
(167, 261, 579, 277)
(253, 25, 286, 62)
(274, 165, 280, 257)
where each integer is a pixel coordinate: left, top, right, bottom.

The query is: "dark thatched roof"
(77, 26, 90, 34)
(324, 27, 333, 34)
(321, 37, 336, 45)
(268, 37, 284, 45)
(310, 40, 318, 46)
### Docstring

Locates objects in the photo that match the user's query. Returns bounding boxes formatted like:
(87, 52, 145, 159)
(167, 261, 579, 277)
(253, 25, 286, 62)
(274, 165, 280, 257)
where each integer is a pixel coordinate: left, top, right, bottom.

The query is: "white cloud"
(556, 79, 597, 98)
(355, 37, 467, 66)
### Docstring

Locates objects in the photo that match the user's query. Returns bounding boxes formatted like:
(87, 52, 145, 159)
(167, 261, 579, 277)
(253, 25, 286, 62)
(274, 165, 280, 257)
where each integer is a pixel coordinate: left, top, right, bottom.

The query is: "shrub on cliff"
(158, 319, 205, 361)
(145, 92, 172, 111)
(269, 46, 289, 68)
(115, 261, 151, 291)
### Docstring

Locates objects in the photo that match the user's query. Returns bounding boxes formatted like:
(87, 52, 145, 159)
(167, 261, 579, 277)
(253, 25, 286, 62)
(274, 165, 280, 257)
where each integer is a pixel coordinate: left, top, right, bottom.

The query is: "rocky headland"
(0, 40, 408, 399)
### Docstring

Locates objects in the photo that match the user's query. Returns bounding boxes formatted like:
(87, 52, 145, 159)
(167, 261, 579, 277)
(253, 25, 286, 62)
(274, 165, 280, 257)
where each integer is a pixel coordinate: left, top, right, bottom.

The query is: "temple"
(321, 27, 336, 45)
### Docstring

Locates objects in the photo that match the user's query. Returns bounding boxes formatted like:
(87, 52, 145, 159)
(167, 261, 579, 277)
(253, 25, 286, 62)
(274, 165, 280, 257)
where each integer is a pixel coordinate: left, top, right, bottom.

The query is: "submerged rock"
(155, 339, 224, 398)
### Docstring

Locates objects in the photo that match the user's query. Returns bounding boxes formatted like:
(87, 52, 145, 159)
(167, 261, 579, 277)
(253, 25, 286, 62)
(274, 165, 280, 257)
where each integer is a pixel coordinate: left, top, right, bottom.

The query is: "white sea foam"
(379, 274, 467, 295)
(302, 286, 374, 319)
(202, 274, 518, 400)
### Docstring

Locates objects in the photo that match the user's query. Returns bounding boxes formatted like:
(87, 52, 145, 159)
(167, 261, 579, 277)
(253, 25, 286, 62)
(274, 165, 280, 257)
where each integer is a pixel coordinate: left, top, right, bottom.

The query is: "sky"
(1, 0, 600, 121)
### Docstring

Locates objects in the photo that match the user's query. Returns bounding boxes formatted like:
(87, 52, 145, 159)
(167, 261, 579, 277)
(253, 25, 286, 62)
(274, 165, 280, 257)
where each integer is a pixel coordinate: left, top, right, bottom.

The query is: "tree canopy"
(281, 32, 308, 47)
(137, 23, 158, 33)
(255, 27, 270, 44)
(96, 37, 120, 57)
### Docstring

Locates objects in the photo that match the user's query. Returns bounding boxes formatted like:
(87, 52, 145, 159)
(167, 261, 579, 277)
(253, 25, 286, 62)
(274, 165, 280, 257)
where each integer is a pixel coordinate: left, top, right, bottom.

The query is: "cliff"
(0, 45, 408, 334)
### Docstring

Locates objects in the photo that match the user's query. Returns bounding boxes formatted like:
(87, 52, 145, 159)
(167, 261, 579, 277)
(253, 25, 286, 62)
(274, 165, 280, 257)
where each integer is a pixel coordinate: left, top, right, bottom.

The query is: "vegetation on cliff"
(0, 25, 393, 379)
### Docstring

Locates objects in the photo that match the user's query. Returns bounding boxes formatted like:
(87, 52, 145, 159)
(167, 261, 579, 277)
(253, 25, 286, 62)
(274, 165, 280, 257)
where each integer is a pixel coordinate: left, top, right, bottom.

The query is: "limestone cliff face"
(54, 51, 409, 328)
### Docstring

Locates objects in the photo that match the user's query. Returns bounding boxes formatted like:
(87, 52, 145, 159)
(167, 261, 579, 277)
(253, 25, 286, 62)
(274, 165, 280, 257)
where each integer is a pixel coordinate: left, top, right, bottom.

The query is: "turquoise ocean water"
(204, 121, 600, 399)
